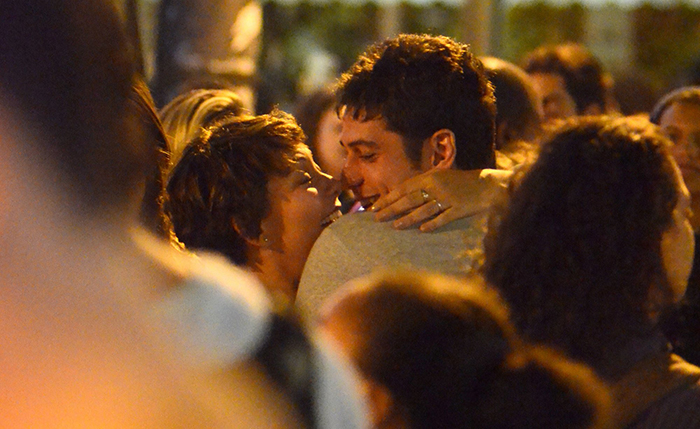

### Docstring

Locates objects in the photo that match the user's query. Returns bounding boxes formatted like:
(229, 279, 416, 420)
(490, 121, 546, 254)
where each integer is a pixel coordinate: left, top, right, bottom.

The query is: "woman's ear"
(422, 129, 456, 170)
(232, 218, 272, 249)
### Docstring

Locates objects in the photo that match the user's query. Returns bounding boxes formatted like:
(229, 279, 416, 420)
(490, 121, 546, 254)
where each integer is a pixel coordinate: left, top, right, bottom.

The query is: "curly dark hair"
(336, 34, 496, 170)
(482, 116, 679, 378)
(521, 43, 609, 115)
(166, 110, 306, 265)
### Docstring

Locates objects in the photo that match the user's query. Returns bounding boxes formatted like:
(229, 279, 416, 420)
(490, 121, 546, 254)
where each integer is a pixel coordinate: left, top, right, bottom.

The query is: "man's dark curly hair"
(482, 116, 679, 379)
(336, 34, 496, 170)
(521, 43, 608, 115)
(166, 110, 305, 265)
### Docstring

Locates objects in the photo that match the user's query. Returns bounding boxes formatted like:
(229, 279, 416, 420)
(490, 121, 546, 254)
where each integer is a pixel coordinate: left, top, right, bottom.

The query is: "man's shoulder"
(324, 211, 385, 233)
(324, 210, 485, 242)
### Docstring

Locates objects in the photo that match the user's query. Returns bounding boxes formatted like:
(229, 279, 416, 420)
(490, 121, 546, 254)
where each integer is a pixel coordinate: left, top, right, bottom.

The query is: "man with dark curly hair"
(296, 34, 497, 319)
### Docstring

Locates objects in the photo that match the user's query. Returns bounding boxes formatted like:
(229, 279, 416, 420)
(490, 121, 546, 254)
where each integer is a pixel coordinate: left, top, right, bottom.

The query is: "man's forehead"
(339, 114, 391, 146)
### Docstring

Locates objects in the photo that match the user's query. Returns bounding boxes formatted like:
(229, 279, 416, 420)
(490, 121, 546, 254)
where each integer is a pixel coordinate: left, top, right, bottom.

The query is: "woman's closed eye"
(300, 172, 313, 186)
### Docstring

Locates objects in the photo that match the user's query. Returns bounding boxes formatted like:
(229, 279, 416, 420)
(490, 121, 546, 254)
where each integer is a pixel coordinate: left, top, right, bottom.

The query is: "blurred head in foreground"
(483, 116, 693, 378)
(319, 270, 611, 429)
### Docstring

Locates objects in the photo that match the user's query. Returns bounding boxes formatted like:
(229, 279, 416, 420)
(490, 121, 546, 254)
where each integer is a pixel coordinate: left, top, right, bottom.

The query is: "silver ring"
(435, 200, 445, 213)
(420, 189, 430, 203)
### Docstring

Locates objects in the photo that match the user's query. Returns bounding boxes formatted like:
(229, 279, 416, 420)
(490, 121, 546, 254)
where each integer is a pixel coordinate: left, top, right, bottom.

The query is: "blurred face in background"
(658, 101, 700, 231)
(314, 107, 345, 180)
(660, 161, 695, 302)
(529, 72, 578, 123)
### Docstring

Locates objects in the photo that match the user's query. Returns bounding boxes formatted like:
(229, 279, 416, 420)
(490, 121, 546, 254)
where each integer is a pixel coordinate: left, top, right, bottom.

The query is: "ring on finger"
(420, 189, 430, 203)
(435, 200, 445, 213)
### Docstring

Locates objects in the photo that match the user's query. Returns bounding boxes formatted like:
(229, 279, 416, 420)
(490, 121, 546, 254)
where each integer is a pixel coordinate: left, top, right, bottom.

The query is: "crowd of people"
(5, 0, 700, 427)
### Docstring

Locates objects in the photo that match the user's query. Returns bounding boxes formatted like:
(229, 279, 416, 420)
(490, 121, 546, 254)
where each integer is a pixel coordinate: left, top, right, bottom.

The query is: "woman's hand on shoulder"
(370, 169, 510, 232)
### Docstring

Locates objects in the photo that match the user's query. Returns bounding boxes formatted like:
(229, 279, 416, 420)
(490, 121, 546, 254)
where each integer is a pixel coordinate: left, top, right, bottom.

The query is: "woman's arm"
(371, 169, 511, 232)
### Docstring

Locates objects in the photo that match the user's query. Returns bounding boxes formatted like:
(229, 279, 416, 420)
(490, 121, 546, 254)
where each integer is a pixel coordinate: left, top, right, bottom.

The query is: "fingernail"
(393, 220, 405, 229)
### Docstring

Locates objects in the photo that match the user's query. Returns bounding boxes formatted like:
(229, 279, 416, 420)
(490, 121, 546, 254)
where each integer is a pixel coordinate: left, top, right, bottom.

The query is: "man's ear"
(423, 128, 456, 170)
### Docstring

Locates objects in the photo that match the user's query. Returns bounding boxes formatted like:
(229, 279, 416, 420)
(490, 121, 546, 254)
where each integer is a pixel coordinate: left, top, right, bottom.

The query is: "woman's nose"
(320, 171, 342, 197)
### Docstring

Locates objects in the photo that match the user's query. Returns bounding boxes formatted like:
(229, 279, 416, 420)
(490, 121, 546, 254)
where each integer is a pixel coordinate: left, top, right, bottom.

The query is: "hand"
(370, 169, 510, 232)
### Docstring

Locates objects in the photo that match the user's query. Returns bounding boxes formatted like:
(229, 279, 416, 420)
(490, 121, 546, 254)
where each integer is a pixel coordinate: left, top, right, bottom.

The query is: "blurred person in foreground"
(482, 116, 699, 428)
(319, 270, 612, 429)
(650, 86, 700, 366)
(0, 1, 367, 427)
(295, 34, 498, 319)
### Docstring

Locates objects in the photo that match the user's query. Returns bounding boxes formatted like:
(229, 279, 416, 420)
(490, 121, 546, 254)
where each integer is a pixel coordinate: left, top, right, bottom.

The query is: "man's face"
(529, 72, 578, 123)
(340, 112, 423, 209)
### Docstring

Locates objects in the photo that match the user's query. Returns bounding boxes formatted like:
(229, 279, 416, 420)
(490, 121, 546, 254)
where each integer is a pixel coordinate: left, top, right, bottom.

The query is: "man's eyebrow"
(341, 139, 379, 149)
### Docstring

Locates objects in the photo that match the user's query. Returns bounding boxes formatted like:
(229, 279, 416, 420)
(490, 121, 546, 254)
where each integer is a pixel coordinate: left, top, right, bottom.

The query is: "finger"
(391, 200, 443, 229)
(374, 189, 428, 221)
(370, 188, 405, 212)
(418, 208, 460, 232)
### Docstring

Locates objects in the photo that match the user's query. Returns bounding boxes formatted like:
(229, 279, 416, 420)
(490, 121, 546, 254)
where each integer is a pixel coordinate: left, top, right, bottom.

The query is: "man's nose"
(341, 162, 362, 190)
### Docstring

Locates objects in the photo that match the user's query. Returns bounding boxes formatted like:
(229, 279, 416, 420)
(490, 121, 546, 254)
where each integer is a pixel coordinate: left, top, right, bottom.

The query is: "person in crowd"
(650, 86, 700, 366)
(159, 88, 247, 168)
(365, 57, 543, 231)
(166, 111, 342, 303)
(294, 87, 345, 180)
(0, 1, 367, 427)
(482, 115, 700, 428)
(294, 87, 357, 213)
(521, 43, 618, 123)
(295, 34, 497, 319)
(481, 56, 542, 168)
(319, 270, 612, 429)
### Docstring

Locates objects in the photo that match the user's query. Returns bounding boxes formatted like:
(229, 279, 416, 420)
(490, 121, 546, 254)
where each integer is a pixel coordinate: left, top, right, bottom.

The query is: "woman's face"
(260, 148, 341, 297)
(660, 161, 695, 303)
(658, 101, 700, 230)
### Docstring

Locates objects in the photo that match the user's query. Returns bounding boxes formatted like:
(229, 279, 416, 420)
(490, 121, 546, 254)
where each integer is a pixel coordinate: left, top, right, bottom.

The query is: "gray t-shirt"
(296, 211, 487, 320)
